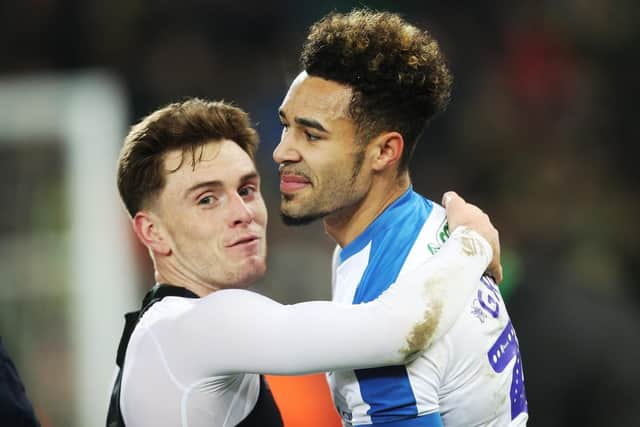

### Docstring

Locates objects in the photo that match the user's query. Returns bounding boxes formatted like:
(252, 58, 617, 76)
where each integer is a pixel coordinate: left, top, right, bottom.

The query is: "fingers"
(442, 192, 471, 234)
(487, 252, 503, 285)
(443, 191, 503, 284)
(441, 191, 465, 210)
(444, 192, 485, 233)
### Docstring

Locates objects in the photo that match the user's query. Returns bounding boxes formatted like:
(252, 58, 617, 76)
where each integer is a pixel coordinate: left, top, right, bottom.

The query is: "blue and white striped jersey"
(329, 188, 528, 426)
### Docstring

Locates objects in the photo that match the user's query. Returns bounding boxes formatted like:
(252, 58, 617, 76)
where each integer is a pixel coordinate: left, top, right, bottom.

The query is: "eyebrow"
(279, 109, 329, 133)
(184, 172, 259, 198)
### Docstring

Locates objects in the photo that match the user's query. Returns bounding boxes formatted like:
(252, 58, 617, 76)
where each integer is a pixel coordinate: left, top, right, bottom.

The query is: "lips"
(280, 174, 310, 193)
(227, 235, 259, 248)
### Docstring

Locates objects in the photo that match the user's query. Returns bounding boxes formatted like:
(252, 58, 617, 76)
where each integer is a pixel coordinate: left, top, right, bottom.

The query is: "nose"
(228, 193, 254, 227)
(273, 130, 301, 165)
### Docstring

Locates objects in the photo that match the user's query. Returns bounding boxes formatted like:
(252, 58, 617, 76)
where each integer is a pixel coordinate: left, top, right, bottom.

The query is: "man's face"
(273, 71, 371, 225)
(153, 139, 267, 288)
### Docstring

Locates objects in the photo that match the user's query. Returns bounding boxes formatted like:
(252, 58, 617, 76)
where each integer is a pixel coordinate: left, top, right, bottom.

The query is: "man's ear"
(132, 211, 171, 256)
(370, 131, 404, 172)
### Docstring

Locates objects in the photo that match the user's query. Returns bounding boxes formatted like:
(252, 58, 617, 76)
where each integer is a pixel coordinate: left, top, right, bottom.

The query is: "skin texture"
(274, 71, 409, 247)
(275, 72, 368, 225)
(132, 139, 268, 296)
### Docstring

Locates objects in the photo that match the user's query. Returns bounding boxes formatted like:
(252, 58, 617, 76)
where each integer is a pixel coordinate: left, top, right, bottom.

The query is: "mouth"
(227, 235, 260, 248)
(279, 173, 311, 193)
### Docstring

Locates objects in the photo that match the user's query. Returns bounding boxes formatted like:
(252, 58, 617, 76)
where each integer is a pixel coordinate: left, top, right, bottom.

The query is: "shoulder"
(396, 199, 448, 268)
(123, 290, 264, 373)
(137, 290, 265, 332)
(414, 198, 449, 256)
(138, 295, 199, 329)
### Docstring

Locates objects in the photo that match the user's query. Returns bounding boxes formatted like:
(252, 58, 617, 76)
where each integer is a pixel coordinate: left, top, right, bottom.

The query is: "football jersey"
(112, 223, 494, 426)
(329, 188, 528, 426)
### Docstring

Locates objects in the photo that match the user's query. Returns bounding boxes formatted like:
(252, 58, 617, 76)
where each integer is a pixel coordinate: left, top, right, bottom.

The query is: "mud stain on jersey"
(400, 300, 442, 359)
(459, 228, 485, 258)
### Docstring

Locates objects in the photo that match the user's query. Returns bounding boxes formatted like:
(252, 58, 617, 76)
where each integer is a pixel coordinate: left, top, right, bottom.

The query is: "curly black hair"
(301, 9, 453, 170)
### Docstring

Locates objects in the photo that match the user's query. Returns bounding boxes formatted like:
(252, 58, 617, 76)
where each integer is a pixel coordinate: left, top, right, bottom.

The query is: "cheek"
(181, 217, 224, 248)
(252, 200, 268, 226)
(306, 157, 336, 185)
(258, 208, 268, 226)
(321, 156, 354, 184)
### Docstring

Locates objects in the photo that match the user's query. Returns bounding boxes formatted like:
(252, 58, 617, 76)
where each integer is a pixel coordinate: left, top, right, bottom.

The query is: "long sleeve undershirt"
(119, 227, 491, 426)
(133, 227, 490, 375)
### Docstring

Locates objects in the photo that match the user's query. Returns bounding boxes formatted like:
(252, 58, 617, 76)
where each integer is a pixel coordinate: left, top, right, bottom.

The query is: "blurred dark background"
(1, 0, 639, 426)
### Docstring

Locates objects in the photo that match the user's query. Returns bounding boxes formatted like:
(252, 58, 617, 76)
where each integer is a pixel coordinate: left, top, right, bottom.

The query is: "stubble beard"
(280, 147, 366, 227)
(280, 206, 330, 226)
(223, 255, 267, 288)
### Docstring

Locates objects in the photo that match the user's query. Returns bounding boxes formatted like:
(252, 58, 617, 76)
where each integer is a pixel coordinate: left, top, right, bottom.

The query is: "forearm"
(170, 227, 491, 375)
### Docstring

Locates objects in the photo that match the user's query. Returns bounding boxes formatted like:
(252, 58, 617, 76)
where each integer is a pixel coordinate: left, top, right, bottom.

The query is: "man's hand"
(442, 191, 503, 284)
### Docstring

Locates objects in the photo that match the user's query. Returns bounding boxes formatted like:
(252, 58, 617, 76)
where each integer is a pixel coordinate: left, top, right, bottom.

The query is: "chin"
(240, 257, 267, 284)
(280, 205, 329, 226)
(225, 270, 265, 289)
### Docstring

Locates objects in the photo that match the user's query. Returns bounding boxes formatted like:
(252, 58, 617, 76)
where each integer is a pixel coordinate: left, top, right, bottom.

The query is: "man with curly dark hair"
(274, 9, 528, 426)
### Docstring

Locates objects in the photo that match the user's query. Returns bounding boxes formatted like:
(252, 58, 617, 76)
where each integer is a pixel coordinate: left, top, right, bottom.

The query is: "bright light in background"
(0, 73, 138, 427)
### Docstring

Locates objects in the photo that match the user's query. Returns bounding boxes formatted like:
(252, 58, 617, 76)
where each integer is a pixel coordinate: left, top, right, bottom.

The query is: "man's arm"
(163, 195, 496, 375)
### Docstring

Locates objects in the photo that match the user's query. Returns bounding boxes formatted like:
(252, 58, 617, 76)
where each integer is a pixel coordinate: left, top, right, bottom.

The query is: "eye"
(197, 195, 217, 205)
(305, 130, 320, 141)
(238, 185, 257, 198)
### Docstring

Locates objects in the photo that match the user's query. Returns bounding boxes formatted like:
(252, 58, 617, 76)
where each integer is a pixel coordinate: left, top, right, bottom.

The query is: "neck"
(154, 261, 220, 297)
(324, 171, 410, 247)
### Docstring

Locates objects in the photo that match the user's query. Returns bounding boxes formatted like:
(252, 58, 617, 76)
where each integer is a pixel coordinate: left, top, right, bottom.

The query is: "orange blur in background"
(266, 374, 342, 427)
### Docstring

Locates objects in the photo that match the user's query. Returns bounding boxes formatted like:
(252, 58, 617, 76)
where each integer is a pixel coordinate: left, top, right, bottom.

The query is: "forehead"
(280, 72, 353, 121)
(162, 139, 256, 191)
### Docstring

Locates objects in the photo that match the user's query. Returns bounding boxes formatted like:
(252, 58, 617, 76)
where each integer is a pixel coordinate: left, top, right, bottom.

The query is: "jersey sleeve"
(156, 227, 491, 375)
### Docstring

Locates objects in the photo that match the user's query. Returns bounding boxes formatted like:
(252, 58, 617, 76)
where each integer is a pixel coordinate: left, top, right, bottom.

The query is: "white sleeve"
(159, 227, 491, 375)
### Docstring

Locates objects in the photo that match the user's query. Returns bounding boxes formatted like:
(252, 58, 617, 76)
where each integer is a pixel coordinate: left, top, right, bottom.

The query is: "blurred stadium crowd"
(1, 1, 638, 426)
